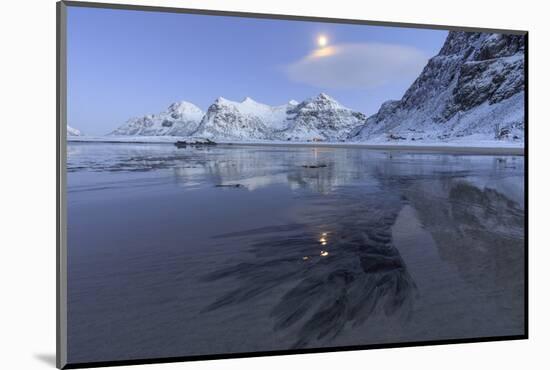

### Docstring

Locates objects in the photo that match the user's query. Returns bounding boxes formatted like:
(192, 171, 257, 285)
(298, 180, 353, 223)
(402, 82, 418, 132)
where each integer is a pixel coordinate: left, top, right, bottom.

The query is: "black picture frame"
(56, 1, 529, 368)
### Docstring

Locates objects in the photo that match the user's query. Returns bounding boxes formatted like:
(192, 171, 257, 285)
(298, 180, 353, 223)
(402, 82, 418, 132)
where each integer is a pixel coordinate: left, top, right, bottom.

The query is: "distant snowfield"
(68, 135, 524, 155)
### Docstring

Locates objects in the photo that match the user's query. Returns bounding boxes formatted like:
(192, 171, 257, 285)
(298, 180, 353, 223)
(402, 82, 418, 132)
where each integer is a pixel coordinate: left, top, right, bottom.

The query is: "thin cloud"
(286, 43, 428, 89)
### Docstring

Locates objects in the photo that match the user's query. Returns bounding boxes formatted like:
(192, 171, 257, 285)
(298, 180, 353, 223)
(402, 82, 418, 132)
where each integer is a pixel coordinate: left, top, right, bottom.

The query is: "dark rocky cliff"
(352, 31, 525, 143)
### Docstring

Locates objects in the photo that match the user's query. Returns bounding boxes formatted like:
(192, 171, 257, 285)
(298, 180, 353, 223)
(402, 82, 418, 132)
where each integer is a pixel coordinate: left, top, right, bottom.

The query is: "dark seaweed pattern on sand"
(201, 189, 417, 348)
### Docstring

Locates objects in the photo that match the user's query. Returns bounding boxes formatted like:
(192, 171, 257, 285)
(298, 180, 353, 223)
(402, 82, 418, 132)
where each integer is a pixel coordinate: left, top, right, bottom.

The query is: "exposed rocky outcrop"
(279, 93, 366, 141)
(109, 31, 525, 145)
(351, 32, 525, 143)
(192, 97, 295, 140)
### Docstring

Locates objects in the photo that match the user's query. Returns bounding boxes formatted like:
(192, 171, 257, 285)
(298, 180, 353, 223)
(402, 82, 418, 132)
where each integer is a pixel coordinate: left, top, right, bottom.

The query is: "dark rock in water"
(301, 164, 328, 169)
(175, 138, 217, 148)
(215, 184, 243, 188)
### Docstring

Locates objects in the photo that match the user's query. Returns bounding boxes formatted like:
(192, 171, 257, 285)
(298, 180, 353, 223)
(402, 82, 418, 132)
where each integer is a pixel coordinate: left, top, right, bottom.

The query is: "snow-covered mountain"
(192, 94, 366, 141)
(67, 125, 81, 136)
(351, 31, 525, 143)
(279, 93, 366, 141)
(111, 94, 365, 141)
(109, 32, 524, 145)
(193, 97, 297, 140)
(110, 101, 204, 136)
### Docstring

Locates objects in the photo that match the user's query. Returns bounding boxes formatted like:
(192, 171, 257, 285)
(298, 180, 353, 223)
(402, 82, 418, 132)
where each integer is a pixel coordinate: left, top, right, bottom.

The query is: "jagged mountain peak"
(192, 93, 365, 141)
(317, 92, 334, 100)
(299, 92, 347, 111)
(352, 31, 525, 143)
(214, 96, 232, 105)
(167, 100, 202, 113)
(242, 96, 257, 104)
(210, 96, 278, 115)
(195, 97, 274, 140)
(438, 32, 484, 56)
(281, 93, 366, 141)
(110, 31, 524, 147)
(110, 101, 204, 137)
(310, 92, 338, 103)
(212, 96, 266, 109)
(113, 92, 366, 141)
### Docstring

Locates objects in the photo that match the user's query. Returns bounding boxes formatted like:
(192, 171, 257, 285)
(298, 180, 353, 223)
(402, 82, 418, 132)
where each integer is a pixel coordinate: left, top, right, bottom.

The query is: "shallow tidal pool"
(66, 142, 525, 363)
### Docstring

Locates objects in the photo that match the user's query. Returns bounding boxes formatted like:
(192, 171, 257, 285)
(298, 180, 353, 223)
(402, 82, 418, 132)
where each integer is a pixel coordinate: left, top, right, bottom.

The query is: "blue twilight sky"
(67, 6, 448, 135)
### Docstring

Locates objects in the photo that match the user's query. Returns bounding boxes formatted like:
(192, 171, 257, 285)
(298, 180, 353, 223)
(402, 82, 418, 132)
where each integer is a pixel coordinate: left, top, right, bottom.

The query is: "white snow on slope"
(194, 93, 366, 141)
(111, 101, 203, 136)
(67, 126, 81, 136)
(105, 32, 524, 147)
(351, 32, 525, 144)
(193, 97, 297, 140)
(279, 93, 366, 141)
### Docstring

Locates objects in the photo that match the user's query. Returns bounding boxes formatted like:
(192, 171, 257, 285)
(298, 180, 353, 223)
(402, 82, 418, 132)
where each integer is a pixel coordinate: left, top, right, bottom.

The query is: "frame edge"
(62, 0, 527, 35)
(56, 2, 529, 368)
(57, 1, 68, 369)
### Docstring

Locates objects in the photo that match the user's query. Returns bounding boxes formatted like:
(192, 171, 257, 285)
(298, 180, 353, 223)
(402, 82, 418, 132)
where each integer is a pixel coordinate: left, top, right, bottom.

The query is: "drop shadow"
(34, 353, 56, 367)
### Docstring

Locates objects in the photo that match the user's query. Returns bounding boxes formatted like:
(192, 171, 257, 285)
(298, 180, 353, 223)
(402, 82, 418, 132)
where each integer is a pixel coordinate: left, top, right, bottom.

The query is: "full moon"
(317, 35, 328, 47)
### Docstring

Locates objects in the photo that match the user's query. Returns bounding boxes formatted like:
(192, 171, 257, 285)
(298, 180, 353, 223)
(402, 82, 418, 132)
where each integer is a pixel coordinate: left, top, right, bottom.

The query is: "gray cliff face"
(352, 31, 525, 142)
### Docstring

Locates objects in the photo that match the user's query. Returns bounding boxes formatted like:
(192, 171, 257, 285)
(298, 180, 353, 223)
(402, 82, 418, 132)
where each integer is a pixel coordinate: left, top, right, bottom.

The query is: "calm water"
(67, 142, 525, 363)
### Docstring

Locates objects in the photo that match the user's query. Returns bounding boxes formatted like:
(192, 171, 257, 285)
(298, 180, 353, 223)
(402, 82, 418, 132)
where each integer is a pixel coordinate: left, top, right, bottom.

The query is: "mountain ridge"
(110, 101, 204, 137)
(105, 31, 525, 144)
(110, 93, 367, 141)
(351, 31, 525, 143)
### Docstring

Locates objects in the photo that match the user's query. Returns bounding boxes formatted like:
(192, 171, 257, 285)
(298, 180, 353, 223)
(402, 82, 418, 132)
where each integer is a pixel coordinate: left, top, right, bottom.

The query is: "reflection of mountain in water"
(171, 147, 376, 194)
(202, 187, 417, 348)
(194, 150, 524, 346)
(68, 143, 525, 347)
(404, 177, 525, 323)
(68, 143, 523, 199)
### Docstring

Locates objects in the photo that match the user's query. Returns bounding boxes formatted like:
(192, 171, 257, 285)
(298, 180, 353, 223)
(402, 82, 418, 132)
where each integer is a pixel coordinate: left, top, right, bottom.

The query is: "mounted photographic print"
(57, 1, 527, 368)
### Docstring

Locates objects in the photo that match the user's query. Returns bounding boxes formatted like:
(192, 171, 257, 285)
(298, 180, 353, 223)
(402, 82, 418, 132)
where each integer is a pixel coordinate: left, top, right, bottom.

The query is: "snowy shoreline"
(68, 136, 524, 155)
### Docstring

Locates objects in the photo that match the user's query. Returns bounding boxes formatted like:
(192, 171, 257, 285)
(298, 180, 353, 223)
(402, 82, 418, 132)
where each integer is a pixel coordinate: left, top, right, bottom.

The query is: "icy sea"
(67, 142, 525, 363)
